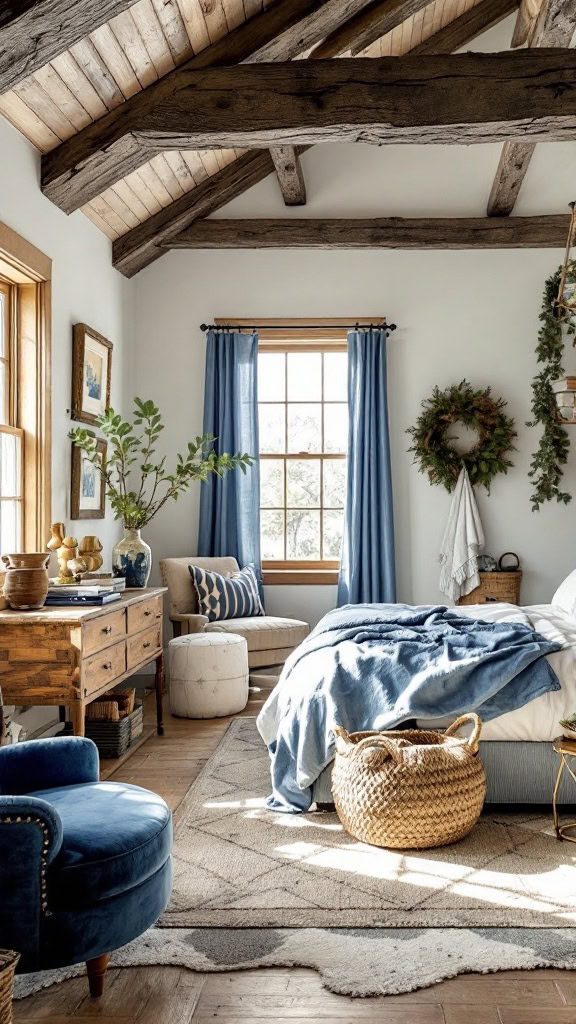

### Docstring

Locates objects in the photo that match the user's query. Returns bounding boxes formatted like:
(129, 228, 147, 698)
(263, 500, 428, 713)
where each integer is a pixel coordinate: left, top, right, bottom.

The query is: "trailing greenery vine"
(407, 380, 516, 493)
(527, 263, 576, 511)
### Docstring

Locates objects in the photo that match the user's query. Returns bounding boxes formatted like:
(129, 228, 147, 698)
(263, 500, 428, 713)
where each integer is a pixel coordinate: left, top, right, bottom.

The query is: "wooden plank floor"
(14, 684, 576, 1024)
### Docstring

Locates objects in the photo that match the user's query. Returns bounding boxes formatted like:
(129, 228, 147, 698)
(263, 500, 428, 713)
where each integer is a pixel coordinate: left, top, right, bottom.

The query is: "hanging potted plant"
(69, 398, 253, 587)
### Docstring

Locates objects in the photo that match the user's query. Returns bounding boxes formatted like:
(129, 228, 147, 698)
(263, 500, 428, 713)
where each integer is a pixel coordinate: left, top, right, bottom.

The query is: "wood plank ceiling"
(0, 0, 498, 242)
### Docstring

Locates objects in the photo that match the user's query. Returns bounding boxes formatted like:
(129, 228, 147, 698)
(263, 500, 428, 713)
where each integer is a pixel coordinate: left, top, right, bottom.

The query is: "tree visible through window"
(258, 348, 348, 566)
(0, 280, 23, 554)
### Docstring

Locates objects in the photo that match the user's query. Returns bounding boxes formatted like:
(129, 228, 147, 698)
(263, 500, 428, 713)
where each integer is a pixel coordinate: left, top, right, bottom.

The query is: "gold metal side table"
(553, 736, 576, 842)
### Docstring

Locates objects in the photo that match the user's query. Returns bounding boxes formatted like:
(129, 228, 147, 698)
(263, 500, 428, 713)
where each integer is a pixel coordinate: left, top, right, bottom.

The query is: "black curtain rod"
(200, 322, 397, 332)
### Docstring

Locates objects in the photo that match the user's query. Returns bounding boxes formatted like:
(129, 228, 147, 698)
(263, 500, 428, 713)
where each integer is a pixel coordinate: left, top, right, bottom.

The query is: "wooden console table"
(0, 587, 166, 736)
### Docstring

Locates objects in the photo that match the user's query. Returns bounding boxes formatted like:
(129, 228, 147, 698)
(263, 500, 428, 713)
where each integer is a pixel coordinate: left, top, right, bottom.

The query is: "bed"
(258, 570, 576, 810)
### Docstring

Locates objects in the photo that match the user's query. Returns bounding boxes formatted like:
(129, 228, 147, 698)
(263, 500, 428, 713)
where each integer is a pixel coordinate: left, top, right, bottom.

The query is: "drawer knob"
(143, 641, 151, 649)
(102, 625, 113, 634)
(103, 661, 113, 671)
(144, 609, 152, 617)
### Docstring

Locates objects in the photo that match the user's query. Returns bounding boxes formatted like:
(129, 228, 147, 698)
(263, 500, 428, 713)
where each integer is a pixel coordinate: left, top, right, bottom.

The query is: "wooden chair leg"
(86, 953, 109, 997)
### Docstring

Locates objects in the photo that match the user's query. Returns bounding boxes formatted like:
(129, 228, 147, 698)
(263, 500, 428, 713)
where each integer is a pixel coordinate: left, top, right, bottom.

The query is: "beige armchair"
(159, 556, 310, 669)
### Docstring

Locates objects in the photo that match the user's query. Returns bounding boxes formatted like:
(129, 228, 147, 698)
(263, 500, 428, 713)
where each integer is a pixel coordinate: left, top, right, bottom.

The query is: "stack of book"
(45, 578, 125, 606)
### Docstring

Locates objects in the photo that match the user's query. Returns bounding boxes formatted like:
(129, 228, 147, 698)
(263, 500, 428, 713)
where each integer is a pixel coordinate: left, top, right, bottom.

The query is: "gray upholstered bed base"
(312, 741, 575, 807)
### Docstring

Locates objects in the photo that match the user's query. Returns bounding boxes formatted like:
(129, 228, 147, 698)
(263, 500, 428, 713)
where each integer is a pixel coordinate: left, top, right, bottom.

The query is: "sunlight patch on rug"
(162, 718, 576, 928)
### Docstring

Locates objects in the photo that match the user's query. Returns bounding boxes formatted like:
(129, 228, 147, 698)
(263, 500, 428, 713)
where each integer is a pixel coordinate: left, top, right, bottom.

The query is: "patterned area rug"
(13, 926, 576, 999)
(163, 718, 576, 928)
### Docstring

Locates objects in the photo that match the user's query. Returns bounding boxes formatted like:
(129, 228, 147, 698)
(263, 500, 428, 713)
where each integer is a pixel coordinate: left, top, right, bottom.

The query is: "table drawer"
(128, 596, 162, 636)
(127, 624, 161, 670)
(84, 608, 127, 656)
(84, 640, 126, 696)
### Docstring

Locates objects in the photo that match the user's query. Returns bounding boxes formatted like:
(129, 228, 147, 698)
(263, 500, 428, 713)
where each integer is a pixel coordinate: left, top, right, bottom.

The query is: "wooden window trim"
(226, 318, 363, 584)
(214, 317, 385, 341)
(0, 222, 52, 552)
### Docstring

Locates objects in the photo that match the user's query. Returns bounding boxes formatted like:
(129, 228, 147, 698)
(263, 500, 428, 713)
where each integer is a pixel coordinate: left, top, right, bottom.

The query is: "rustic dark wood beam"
(112, 151, 277, 278)
(411, 0, 519, 53)
(108, 1, 522, 279)
(162, 214, 570, 249)
(487, 0, 576, 216)
(487, 142, 537, 215)
(270, 146, 307, 205)
(511, 0, 544, 45)
(0, 0, 140, 93)
(40, 50, 576, 180)
(311, 0, 430, 58)
(40, 0, 377, 213)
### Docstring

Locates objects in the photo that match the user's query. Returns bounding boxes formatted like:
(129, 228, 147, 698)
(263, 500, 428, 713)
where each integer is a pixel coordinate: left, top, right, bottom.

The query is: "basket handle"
(443, 712, 483, 753)
(334, 727, 406, 765)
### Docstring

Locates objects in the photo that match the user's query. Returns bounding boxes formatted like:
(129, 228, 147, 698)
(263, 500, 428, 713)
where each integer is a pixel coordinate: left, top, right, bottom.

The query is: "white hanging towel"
(439, 466, 485, 603)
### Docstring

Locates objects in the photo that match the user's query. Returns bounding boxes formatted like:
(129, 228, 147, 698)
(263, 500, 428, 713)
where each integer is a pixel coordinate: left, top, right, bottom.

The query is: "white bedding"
(418, 602, 576, 742)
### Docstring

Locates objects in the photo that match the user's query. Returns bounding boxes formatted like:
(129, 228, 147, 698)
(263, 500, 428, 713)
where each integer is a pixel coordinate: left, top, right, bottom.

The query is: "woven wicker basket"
(458, 571, 522, 606)
(332, 713, 486, 850)
(0, 950, 19, 1024)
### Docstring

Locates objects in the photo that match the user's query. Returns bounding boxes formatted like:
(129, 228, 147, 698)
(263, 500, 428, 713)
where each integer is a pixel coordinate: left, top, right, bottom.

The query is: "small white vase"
(112, 528, 151, 588)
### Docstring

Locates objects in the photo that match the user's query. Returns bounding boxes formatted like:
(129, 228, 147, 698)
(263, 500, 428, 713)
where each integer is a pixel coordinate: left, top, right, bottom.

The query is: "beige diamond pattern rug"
(160, 717, 576, 929)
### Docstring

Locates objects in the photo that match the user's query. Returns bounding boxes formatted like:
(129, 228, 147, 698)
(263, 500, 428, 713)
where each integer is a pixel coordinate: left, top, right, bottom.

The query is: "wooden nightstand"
(553, 736, 576, 842)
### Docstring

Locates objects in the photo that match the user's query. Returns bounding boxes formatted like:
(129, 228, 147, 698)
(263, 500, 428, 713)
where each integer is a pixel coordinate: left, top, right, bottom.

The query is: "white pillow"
(552, 569, 576, 617)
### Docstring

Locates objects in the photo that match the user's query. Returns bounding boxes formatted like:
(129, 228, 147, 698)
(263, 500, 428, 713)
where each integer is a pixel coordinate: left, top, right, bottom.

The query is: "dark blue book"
(44, 592, 122, 606)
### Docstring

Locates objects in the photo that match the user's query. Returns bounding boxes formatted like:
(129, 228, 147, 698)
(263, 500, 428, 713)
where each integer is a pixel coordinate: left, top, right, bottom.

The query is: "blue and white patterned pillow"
(189, 562, 264, 622)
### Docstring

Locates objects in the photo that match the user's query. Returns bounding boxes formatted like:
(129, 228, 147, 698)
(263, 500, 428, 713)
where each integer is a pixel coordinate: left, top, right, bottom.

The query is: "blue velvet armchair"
(0, 736, 172, 995)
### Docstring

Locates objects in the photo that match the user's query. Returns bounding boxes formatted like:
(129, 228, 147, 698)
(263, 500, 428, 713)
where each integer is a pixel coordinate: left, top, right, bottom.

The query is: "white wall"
(0, 115, 134, 731)
(0, 115, 134, 566)
(132, 243, 576, 624)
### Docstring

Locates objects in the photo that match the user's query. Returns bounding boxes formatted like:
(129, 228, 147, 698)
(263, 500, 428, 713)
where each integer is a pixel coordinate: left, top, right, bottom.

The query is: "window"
(0, 222, 51, 556)
(0, 280, 23, 554)
(258, 346, 348, 579)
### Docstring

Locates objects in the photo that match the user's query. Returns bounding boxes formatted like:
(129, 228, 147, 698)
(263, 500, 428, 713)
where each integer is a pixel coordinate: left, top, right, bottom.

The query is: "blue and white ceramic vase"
(112, 528, 151, 588)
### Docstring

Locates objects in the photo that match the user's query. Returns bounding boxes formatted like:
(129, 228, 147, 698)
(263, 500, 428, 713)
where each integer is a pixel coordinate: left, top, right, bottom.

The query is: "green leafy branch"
(69, 397, 253, 529)
(527, 263, 576, 511)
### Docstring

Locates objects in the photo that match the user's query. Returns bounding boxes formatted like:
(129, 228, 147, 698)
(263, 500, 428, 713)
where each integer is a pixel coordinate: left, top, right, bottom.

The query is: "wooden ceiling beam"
(113, 0, 524, 278)
(162, 214, 570, 249)
(270, 146, 307, 205)
(0, 0, 141, 93)
(39, 51, 576, 161)
(487, 0, 576, 217)
(40, 0, 378, 212)
(410, 0, 520, 53)
(163, 214, 571, 249)
(112, 150, 276, 278)
(311, 0, 431, 58)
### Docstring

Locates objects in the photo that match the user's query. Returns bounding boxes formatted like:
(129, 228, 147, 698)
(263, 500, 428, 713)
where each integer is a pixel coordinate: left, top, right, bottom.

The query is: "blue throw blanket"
(256, 604, 562, 813)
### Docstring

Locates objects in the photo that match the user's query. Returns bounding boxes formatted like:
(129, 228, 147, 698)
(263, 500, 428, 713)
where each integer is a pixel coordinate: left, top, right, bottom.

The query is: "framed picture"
(71, 439, 106, 520)
(71, 323, 112, 425)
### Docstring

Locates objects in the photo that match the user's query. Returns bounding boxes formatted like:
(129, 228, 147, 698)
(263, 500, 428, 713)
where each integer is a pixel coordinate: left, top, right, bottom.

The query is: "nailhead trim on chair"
(1, 816, 51, 912)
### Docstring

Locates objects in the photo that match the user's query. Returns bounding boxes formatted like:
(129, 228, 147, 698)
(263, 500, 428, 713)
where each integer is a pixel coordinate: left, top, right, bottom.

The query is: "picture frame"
(71, 439, 106, 520)
(71, 323, 112, 425)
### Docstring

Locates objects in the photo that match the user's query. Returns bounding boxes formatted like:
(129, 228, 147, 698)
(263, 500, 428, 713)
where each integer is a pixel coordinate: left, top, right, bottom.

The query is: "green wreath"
(407, 380, 516, 493)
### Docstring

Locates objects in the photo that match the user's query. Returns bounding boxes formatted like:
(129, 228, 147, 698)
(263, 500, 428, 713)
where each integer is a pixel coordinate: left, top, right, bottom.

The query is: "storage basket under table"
(332, 713, 486, 850)
(84, 700, 143, 758)
(458, 571, 522, 606)
(0, 950, 19, 1024)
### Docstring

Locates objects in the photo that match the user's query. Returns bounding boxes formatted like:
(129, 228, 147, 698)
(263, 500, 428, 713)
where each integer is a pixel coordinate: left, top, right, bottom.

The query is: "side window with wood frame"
(258, 343, 348, 576)
(0, 223, 51, 557)
(0, 279, 23, 553)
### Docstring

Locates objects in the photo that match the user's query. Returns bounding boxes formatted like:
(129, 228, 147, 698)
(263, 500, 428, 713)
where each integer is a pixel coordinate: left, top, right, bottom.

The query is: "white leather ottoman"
(169, 632, 249, 719)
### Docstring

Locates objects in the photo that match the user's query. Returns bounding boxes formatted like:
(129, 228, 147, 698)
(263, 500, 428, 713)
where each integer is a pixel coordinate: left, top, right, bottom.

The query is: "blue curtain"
(337, 329, 396, 606)
(198, 330, 260, 568)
